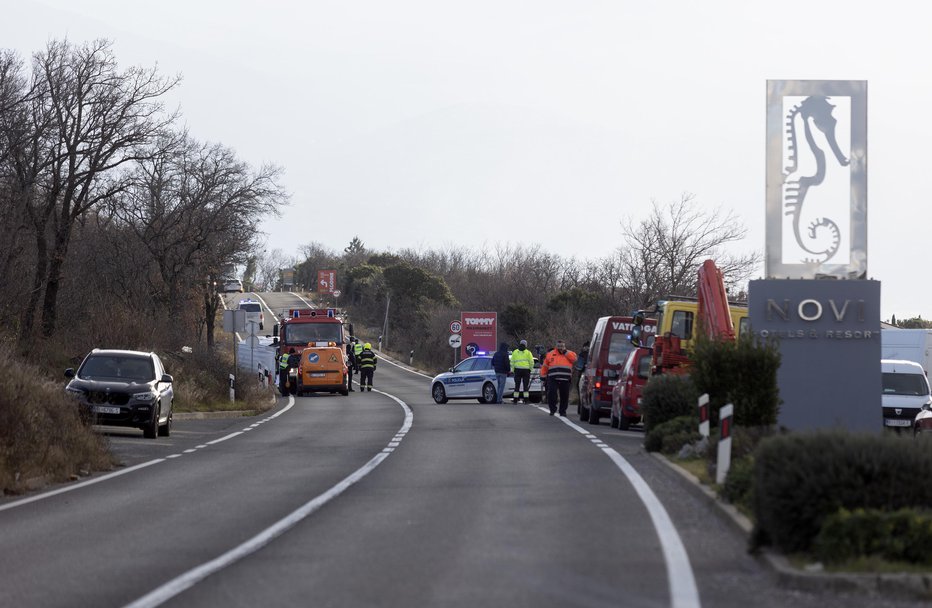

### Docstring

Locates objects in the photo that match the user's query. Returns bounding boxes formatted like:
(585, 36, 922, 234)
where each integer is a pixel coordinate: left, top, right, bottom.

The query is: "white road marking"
(0, 399, 297, 512)
(124, 389, 413, 608)
(0, 459, 165, 513)
(537, 406, 701, 608)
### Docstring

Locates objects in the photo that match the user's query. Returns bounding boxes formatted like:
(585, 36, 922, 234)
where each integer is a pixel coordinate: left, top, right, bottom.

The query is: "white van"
(881, 359, 932, 430)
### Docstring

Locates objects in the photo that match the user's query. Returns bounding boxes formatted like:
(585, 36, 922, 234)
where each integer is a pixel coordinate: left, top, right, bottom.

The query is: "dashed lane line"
(124, 388, 414, 608)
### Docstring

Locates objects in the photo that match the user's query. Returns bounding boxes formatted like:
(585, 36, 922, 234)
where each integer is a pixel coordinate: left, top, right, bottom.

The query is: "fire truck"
(273, 308, 353, 394)
(630, 259, 746, 375)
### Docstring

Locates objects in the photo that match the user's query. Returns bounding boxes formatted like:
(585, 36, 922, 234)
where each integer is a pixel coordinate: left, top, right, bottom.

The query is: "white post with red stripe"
(698, 393, 710, 438)
(716, 403, 734, 485)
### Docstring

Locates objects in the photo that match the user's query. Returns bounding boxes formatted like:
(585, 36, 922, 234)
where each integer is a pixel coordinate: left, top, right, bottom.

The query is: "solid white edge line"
(0, 459, 165, 513)
(543, 407, 701, 608)
(124, 388, 413, 608)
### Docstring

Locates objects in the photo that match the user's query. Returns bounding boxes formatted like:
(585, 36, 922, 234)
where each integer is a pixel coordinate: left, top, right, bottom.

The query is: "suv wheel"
(158, 407, 172, 437)
(143, 405, 160, 439)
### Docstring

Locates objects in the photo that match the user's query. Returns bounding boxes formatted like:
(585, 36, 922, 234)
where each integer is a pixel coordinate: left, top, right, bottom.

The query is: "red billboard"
(317, 270, 336, 293)
(460, 311, 497, 359)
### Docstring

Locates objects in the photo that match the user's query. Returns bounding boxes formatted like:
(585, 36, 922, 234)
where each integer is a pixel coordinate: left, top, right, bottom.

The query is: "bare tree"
(112, 133, 286, 347)
(20, 39, 179, 338)
(615, 194, 760, 309)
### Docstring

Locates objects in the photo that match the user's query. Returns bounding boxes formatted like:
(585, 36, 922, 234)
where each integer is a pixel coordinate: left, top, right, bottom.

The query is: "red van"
(578, 316, 656, 425)
(610, 347, 652, 430)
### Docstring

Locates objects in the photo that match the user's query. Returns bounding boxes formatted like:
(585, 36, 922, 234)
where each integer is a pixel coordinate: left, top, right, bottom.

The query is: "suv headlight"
(65, 386, 85, 396)
(133, 391, 158, 402)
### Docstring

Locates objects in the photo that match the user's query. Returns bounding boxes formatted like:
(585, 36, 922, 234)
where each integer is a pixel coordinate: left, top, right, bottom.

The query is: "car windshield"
(882, 372, 929, 396)
(607, 333, 636, 366)
(285, 323, 343, 345)
(79, 355, 155, 382)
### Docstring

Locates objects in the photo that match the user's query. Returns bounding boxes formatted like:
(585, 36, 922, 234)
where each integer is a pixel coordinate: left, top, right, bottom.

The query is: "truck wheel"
(432, 383, 448, 404)
(619, 416, 631, 431)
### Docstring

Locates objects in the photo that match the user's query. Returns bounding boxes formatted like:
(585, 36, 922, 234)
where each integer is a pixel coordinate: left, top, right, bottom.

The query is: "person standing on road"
(278, 348, 296, 396)
(490, 342, 510, 404)
(510, 339, 535, 404)
(357, 342, 378, 392)
(541, 340, 578, 417)
(345, 337, 357, 391)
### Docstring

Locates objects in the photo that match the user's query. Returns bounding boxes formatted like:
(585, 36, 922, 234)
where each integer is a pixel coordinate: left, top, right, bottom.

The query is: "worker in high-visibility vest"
(357, 342, 377, 392)
(540, 340, 578, 417)
(509, 339, 535, 404)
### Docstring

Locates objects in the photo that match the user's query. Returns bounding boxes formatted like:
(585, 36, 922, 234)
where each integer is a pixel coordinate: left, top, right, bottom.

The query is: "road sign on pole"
(448, 334, 462, 348)
(450, 320, 462, 334)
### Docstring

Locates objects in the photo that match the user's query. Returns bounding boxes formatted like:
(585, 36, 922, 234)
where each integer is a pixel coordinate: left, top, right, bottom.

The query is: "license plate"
(311, 373, 326, 377)
(607, 380, 617, 386)
(93, 406, 120, 415)
(884, 418, 912, 427)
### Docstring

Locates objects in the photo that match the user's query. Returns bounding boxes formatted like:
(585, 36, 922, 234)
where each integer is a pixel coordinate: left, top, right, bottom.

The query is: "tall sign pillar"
(751, 80, 880, 432)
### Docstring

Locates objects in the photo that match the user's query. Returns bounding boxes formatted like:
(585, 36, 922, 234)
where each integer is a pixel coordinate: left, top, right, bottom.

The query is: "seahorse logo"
(782, 96, 850, 264)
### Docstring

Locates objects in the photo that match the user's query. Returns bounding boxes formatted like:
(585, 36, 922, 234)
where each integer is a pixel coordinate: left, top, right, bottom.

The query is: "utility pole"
(381, 293, 391, 351)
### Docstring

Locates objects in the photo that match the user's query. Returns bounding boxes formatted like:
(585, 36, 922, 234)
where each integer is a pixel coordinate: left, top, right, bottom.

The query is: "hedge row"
(752, 431, 932, 553)
(814, 507, 932, 565)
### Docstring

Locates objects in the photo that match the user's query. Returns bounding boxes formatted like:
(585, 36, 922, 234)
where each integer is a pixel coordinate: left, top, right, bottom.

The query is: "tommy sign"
(460, 311, 497, 359)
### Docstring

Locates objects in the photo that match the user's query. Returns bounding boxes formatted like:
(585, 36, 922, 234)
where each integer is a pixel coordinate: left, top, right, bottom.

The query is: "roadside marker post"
(698, 393, 710, 438)
(716, 403, 734, 485)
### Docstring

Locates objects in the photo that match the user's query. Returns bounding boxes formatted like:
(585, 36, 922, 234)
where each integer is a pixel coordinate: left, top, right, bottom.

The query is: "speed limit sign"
(450, 320, 462, 334)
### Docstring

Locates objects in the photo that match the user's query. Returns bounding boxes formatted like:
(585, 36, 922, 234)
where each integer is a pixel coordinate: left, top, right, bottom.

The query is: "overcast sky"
(2, 1, 928, 320)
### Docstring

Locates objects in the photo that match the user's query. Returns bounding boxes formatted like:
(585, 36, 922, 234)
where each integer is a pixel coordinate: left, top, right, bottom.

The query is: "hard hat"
(364, 342, 372, 349)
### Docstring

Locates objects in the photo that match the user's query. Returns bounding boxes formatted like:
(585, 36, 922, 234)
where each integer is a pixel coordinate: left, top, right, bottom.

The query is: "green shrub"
(751, 431, 932, 554)
(814, 508, 932, 565)
(641, 374, 699, 433)
(720, 455, 754, 510)
(690, 332, 781, 427)
(644, 414, 701, 454)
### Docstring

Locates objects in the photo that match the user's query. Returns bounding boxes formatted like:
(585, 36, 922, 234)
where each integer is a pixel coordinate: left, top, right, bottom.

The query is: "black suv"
(65, 349, 174, 438)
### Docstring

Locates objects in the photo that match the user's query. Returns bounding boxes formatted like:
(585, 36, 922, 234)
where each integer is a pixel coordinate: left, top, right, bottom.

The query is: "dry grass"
(0, 349, 115, 495)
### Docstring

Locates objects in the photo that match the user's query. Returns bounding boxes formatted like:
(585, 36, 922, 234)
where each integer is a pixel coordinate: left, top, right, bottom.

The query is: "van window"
(882, 372, 929, 396)
(607, 333, 635, 366)
(670, 311, 693, 340)
(238, 302, 261, 312)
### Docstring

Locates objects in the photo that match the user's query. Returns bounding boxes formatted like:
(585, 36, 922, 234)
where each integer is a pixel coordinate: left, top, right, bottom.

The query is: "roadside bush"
(720, 455, 754, 511)
(751, 431, 932, 554)
(641, 373, 699, 433)
(0, 350, 114, 494)
(644, 414, 701, 454)
(814, 508, 932, 565)
(690, 332, 781, 427)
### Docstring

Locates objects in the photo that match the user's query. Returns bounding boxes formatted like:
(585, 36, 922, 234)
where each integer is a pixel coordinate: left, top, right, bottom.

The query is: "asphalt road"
(0, 294, 925, 607)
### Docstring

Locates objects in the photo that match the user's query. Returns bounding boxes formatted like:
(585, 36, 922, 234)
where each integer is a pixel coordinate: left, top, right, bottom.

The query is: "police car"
(430, 355, 542, 404)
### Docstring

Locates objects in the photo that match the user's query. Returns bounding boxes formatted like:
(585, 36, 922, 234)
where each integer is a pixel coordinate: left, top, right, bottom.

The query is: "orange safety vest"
(540, 349, 577, 382)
